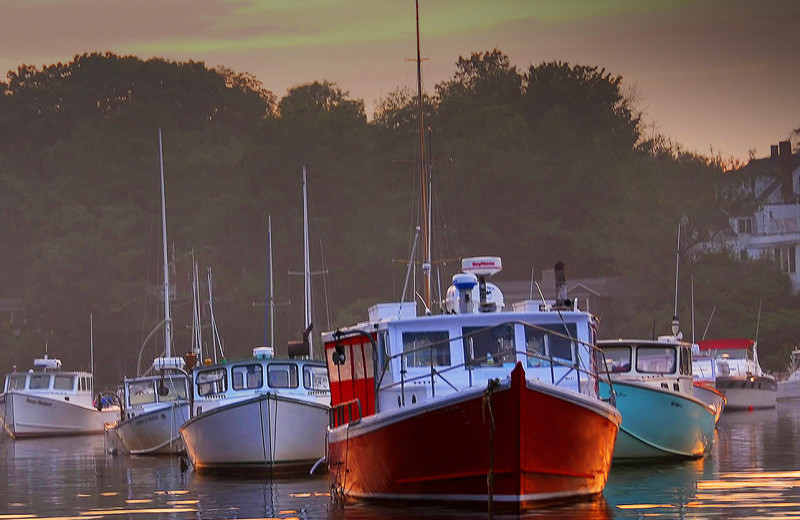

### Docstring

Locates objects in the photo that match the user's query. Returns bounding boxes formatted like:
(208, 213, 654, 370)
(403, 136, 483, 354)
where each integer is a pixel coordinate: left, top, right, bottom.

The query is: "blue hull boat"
(598, 338, 717, 461)
(599, 379, 715, 459)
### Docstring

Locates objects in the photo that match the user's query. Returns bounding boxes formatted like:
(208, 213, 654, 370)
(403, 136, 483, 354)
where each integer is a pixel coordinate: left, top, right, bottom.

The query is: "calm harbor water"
(2, 400, 799, 519)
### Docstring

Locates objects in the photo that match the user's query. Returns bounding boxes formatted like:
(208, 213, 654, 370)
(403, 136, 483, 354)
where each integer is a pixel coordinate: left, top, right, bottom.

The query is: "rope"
(482, 378, 499, 519)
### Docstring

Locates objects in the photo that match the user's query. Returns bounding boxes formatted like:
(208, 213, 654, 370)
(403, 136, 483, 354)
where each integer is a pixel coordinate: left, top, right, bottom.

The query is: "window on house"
(738, 218, 753, 234)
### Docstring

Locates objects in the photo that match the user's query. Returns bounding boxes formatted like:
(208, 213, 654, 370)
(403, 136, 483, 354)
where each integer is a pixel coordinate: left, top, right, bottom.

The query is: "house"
(0, 297, 26, 333)
(715, 140, 800, 293)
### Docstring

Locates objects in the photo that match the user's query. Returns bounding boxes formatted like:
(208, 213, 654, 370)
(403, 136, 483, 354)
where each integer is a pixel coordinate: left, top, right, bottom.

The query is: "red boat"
(323, 258, 621, 511)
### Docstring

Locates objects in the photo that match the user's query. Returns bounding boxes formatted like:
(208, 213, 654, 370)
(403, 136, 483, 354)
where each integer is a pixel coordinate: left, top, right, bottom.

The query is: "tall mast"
(303, 166, 313, 357)
(158, 128, 173, 357)
(268, 214, 275, 348)
(415, 0, 431, 310)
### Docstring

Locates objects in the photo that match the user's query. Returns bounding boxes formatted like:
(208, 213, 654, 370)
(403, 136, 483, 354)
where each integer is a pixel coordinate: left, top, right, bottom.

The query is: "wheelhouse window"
(54, 375, 75, 390)
(232, 364, 263, 391)
(156, 376, 188, 401)
(268, 364, 298, 389)
(524, 324, 576, 367)
(636, 347, 676, 374)
(7, 375, 26, 390)
(304, 365, 329, 391)
(402, 331, 451, 367)
(196, 368, 228, 396)
(462, 324, 515, 367)
(601, 346, 632, 373)
(29, 374, 51, 390)
(128, 380, 156, 406)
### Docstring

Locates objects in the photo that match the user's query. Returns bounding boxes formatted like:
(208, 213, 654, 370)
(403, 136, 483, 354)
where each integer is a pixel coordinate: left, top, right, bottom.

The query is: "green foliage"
(0, 51, 796, 386)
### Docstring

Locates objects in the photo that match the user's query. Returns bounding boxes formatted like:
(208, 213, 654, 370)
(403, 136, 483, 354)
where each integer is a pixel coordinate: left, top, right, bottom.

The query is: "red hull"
(328, 364, 619, 511)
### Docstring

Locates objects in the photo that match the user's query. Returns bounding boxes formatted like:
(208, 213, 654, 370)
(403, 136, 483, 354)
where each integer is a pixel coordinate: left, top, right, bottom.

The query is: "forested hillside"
(0, 51, 797, 385)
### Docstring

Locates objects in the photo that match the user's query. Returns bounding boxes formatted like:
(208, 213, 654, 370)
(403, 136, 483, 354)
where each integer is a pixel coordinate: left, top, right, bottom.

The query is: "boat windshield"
(463, 324, 515, 367)
(54, 375, 75, 390)
(29, 374, 51, 390)
(601, 346, 632, 373)
(6, 374, 26, 391)
(196, 368, 227, 396)
(717, 349, 750, 360)
(303, 365, 329, 391)
(524, 324, 576, 367)
(232, 364, 264, 391)
(636, 346, 676, 374)
(157, 376, 188, 401)
(402, 331, 451, 367)
(128, 380, 157, 406)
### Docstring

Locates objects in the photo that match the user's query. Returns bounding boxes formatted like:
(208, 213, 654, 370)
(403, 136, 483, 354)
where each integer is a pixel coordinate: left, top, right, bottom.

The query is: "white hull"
(112, 401, 190, 454)
(693, 383, 726, 423)
(180, 393, 328, 472)
(777, 377, 800, 400)
(716, 376, 777, 410)
(0, 391, 119, 438)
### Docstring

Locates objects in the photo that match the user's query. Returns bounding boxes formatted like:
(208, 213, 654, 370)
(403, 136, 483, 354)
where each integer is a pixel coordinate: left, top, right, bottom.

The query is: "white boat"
(597, 338, 716, 460)
(106, 129, 191, 455)
(180, 348, 330, 472)
(696, 338, 777, 410)
(0, 355, 119, 438)
(777, 348, 800, 400)
(180, 168, 331, 473)
(325, 258, 621, 510)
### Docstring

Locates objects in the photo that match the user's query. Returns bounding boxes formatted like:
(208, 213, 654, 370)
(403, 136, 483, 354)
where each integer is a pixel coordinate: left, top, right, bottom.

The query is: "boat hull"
(327, 365, 620, 511)
(778, 378, 800, 400)
(692, 381, 726, 424)
(599, 380, 715, 460)
(715, 376, 777, 410)
(180, 393, 328, 473)
(0, 391, 119, 438)
(112, 401, 190, 455)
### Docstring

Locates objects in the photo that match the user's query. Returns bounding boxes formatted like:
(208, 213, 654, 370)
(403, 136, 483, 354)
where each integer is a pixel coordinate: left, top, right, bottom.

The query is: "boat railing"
(330, 398, 362, 428)
(372, 319, 616, 407)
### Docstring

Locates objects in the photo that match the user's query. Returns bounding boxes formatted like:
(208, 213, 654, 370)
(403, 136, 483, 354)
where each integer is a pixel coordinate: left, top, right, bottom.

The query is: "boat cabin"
(597, 338, 694, 394)
(695, 338, 764, 378)
(190, 347, 330, 416)
(3, 356, 95, 407)
(324, 257, 606, 426)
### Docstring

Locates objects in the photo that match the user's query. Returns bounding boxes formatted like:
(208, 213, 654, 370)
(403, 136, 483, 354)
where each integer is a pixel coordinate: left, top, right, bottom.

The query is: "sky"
(1, 0, 798, 162)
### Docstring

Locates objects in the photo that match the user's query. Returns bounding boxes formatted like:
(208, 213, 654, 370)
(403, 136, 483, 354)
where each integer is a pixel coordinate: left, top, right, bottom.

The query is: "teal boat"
(598, 338, 716, 460)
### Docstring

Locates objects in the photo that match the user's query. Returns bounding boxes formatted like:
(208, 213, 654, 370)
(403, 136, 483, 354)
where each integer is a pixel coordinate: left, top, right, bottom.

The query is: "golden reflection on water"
(615, 468, 800, 517)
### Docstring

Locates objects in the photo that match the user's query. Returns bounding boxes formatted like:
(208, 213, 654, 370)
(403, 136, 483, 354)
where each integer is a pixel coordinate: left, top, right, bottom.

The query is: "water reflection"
(0, 401, 799, 519)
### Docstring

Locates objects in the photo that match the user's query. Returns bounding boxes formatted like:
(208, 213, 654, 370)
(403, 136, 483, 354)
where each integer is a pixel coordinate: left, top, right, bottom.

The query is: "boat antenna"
(415, 0, 431, 311)
(691, 274, 696, 344)
(702, 305, 716, 340)
(401, 226, 421, 305)
(207, 267, 224, 361)
(755, 298, 763, 344)
(303, 166, 313, 358)
(672, 223, 681, 337)
(158, 128, 173, 358)
(90, 313, 94, 375)
(266, 214, 275, 348)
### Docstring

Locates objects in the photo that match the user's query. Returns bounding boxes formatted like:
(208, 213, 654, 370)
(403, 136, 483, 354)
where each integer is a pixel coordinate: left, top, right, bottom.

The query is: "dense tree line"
(0, 51, 797, 386)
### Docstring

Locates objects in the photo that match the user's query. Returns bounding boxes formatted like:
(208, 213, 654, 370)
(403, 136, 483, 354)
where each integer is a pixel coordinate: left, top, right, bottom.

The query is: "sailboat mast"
(158, 128, 173, 358)
(303, 166, 313, 357)
(268, 214, 275, 349)
(415, 0, 431, 310)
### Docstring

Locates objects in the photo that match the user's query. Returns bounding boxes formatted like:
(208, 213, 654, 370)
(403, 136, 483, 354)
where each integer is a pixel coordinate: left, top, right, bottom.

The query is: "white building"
(721, 141, 800, 293)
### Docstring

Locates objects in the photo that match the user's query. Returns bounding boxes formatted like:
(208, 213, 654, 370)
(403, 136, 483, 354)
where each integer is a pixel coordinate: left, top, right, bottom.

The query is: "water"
(2, 400, 799, 519)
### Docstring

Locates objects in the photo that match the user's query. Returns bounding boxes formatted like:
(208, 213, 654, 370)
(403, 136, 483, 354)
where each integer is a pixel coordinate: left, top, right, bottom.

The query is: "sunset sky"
(1, 0, 798, 162)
